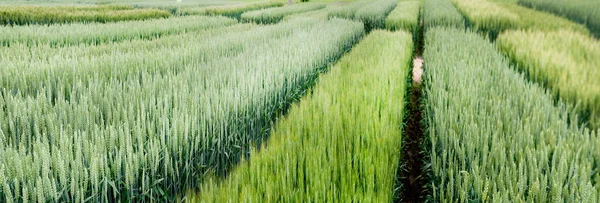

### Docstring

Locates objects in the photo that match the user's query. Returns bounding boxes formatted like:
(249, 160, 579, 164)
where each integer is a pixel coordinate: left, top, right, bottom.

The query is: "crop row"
(202, 1, 284, 19)
(241, 3, 326, 24)
(0, 15, 236, 47)
(423, 0, 464, 30)
(328, 0, 398, 31)
(385, 0, 421, 34)
(0, 5, 170, 25)
(0, 18, 364, 202)
(447, 0, 600, 129)
(497, 30, 600, 129)
(193, 30, 413, 202)
(424, 27, 600, 202)
(518, 0, 600, 38)
(450, 0, 589, 38)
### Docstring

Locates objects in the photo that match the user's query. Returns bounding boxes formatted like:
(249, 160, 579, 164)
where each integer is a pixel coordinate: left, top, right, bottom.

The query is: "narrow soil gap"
(396, 17, 426, 203)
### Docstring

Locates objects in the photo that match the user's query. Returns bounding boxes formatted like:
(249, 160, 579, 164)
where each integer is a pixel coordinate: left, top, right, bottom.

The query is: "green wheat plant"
(327, 1, 370, 19)
(519, 0, 600, 38)
(191, 29, 413, 202)
(497, 29, 600, 129)
(385, 0, 421, 34)
(354, 0, 398, 31)
(240, 3, 326, 24)
(0, 18, 364, 202)
(328, 0, 398, 31)
(424, 27, 600, 202)
(202, 1, 284, 19)
(450, 0, 589, 38)
(0, 5, 170, 25)
(423, 0, 464, 29)
(0, 15, 236, 47)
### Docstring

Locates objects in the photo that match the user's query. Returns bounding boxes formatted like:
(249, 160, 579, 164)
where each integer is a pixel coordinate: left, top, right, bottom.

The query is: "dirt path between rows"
(397, 18, 426, 203)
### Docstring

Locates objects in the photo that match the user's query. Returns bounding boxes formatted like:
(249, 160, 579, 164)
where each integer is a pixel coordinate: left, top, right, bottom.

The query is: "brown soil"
(397, 18, 426, 203)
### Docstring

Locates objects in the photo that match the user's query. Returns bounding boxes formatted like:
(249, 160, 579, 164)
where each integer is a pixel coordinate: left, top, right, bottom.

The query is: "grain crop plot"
(192, 29, 414, 203)
(1, 0, 600, 202)
(0, 15, 364, 202)
(424, 27, 600, 202)
(0, 4, 170, 25)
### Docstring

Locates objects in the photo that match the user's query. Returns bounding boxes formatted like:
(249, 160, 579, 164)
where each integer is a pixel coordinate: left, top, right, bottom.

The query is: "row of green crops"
(385, 0, 421, 34)
(192, 30, 413, 202)
(327, 1, 369, 19)
(450, 0, 589, 38)
(0, 15, 236, 47)
(0, 5, 170, 25)
(497, 30, 600, 129)
(282, 3, 356, 21)
(0, 18, 364, 202)
(328, 0, 398, 31)
(423, 0, 464, 30)
(0, 23, 268, 97)
(518, 0, 600, 38)
(424, 27, 600, 202)
(202, 1, 283, 19)
(240, 3, 325, 24)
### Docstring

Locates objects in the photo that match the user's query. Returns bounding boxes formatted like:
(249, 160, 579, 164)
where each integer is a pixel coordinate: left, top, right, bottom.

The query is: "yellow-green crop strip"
(497, 29, 600, 129)
(240, 3, 325, 24)
(0, 4, 170, 25)
(0, 15, 237, 47)
(385, 0, 421, 34)
(192, 30, 413, 202)
(0, 18, 364, 202)
(424, 27, 600, 202)
(450, 0, 590, 38)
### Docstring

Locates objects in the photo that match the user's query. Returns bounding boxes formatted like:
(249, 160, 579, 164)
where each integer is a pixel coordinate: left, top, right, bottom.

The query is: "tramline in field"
(1, 0, 600, 202)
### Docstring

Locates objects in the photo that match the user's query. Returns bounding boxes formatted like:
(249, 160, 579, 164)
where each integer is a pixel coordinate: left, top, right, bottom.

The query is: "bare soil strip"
(397, 18, 426, 203)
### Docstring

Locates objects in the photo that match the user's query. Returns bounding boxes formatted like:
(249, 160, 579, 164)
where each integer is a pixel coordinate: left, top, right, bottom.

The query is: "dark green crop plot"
(519, 0, 600, 38)
(0, 5, 170, 25)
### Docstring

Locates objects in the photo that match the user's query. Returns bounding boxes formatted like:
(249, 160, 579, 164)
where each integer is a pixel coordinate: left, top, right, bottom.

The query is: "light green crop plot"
(192, 29, 413, 202)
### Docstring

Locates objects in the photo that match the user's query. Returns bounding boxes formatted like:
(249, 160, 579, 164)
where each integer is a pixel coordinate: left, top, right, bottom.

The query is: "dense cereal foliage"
(0, 5, 170, 25)
(450, 0, 589, 38)
(424, 27, 600, 202)
(328, 0, 397, 31)
(283, 5, 333, 21)
(519, 0, 600, 38)
(497, 30, 600, 129)
(240, 3, 325, 24)
(385, 0, 421, 33)
(0, 18, 364, 202)
(203, 1, 283, 19)
(193, 30, 413, 203)
(327, 1, 370, 19)
(423, 0, 464, 29)
(0, 15, 236, 47)
(353, 0, 397, 31)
